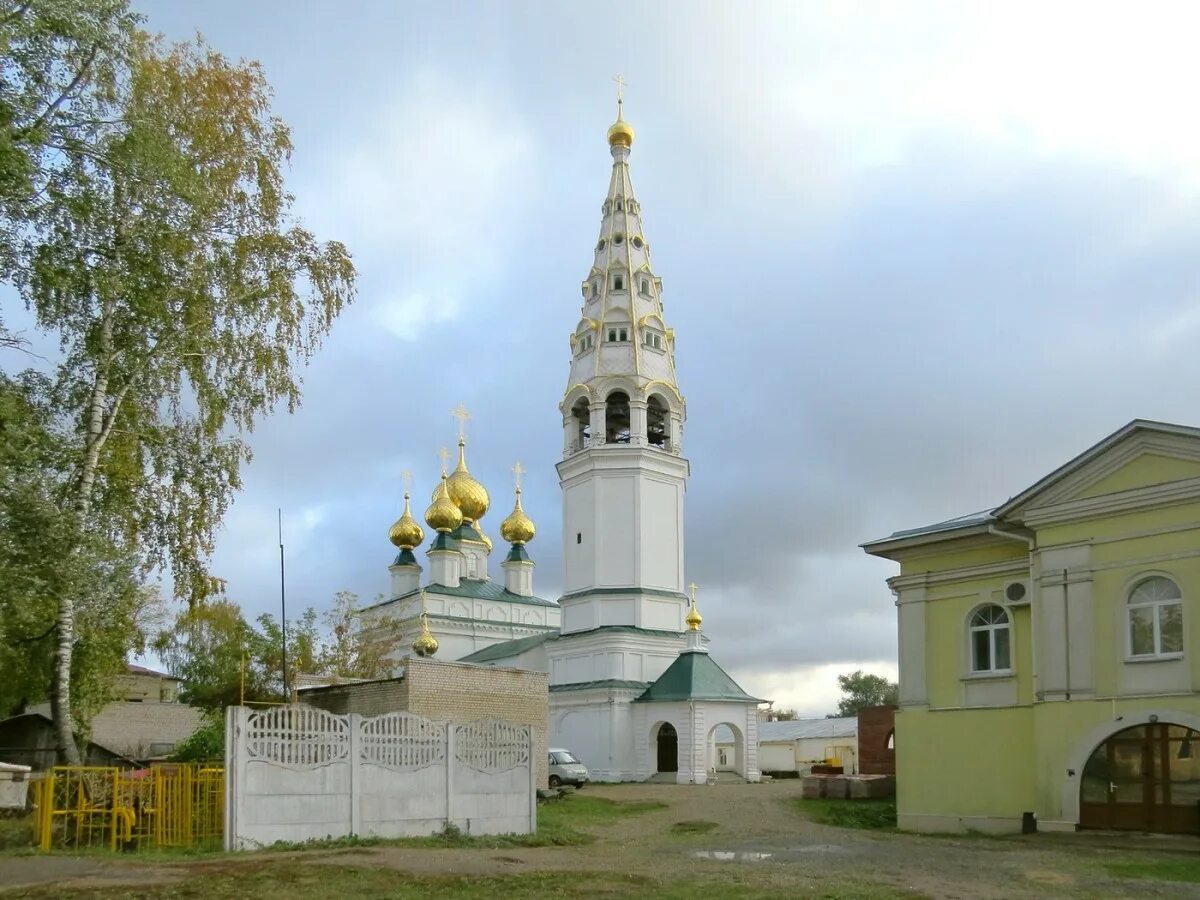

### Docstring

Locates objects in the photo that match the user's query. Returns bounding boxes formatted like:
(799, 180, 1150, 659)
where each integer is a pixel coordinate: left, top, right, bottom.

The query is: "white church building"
(362, 97, 762, 784)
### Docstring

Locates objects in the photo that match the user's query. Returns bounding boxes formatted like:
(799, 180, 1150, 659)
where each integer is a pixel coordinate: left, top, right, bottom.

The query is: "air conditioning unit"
(1003, 579, 1031, 606)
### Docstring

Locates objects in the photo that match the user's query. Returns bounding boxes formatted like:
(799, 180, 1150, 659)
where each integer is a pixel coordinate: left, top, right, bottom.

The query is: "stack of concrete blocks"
(802, 773, 896, 799)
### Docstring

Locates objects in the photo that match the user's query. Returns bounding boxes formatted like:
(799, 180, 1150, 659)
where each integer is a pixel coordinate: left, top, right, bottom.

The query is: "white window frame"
(1127, 576, 1184, 660)
(968, 604, 1012, 674)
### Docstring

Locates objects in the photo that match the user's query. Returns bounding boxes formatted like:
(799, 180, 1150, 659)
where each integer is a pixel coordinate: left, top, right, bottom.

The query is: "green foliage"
(831, 670, 898, 718)
(154, 592, 399, 712)
(793, 797, 897, 830)
(170, 711, 224, 762)
(0, 1, 356, 761)
(0, 372, 160, 722)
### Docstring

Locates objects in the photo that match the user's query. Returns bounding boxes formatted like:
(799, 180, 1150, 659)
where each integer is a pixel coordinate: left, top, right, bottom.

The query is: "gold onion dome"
(446, 439, 490, 522)
(607, 116, 634, 149)
(412, 615, 439, 657)
(425, 475, 463, 533)
(686, 601, 703, 632)
(388, 492, 424, 549)
(500, 487, 536, 545)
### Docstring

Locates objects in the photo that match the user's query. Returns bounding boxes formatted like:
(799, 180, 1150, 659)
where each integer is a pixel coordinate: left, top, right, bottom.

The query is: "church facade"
(363, 99, 762, 784)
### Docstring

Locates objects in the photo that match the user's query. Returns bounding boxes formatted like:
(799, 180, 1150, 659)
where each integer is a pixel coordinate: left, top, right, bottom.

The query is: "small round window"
(597, 239, 606, 252)
(631, 236, 643, 249)
(613, 234, 624, 245)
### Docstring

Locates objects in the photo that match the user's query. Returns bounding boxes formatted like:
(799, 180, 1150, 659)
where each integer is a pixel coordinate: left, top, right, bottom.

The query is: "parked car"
(548, 748, 589, 787)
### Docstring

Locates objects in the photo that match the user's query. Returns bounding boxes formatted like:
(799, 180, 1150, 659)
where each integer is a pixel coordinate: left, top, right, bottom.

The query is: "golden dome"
(686, 602, 703, 631)
(478, 524, 493, 552)
(389, 492, 425, 549)
(424, 475, 463, 533)
(607, 117, 635, 149)
(446, 439, 490, 522)
(412, 613, 439, 657)
(500, 487, 536, 545)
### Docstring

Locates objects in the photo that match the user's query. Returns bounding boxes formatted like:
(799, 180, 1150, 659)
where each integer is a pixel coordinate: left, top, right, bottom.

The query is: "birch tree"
(7, 28, 355, 760)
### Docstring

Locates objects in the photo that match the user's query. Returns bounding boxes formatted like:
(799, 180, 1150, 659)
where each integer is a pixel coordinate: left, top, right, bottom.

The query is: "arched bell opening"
(571, 397, 591, 450)
(605, 391, 631, 444)
(647, 394, 669, 450)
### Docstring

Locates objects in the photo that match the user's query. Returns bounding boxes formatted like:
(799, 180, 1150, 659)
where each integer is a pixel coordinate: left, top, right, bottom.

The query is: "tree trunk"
(51, 310, 112, 764)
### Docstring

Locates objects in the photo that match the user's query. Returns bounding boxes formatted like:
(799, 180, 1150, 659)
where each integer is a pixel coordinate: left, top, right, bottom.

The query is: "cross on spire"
(451, 403, 471, 441)
(689, 582, 698, 604)
(401, 469, 413, 496)
(512, 461, 526, 490)
(613, 74, 626, 117)
(437, 446, 450, 476)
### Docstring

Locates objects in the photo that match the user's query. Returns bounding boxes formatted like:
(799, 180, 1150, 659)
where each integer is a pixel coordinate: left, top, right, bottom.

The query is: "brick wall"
(301, 658, 550, 787)
(857, 705, 896, 776)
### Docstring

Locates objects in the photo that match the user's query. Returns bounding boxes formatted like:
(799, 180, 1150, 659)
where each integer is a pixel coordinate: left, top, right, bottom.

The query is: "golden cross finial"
(437, 446, 450, 476)
(613, 74, 626, 116)
(419, 587, 428, 615)
(689, 583, 698, 604)
(451, 403, 471, 441)
(401, 469, 413, 496)
(512, 461, 526, 490)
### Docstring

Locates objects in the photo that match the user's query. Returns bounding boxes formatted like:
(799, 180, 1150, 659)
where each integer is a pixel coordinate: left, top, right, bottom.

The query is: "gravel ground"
(4, 779, 1200, 898)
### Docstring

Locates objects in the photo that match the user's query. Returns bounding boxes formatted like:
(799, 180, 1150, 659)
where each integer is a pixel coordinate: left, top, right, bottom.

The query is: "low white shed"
(0, 761, 32, 810)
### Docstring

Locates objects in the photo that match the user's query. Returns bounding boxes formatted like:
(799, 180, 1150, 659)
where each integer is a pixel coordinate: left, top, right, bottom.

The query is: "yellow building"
(863, 420, 1200, 834)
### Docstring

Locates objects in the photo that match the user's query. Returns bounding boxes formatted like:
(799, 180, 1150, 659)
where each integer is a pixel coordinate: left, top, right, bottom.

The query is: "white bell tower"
(547, 86, 693, 781)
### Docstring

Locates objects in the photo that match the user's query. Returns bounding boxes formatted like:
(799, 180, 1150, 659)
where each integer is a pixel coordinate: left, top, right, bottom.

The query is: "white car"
(548, 748, 589, 787)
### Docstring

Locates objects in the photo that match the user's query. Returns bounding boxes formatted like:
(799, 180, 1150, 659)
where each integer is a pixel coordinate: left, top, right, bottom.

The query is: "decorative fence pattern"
(224, 707, 535, 850)
(31, 764, 224, 851)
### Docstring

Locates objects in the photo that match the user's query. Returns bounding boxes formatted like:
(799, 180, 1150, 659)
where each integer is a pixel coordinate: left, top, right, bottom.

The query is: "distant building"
(864, 420, 1200, 834)
(714, 718, 859, 776)
(2, 664, 204, 768)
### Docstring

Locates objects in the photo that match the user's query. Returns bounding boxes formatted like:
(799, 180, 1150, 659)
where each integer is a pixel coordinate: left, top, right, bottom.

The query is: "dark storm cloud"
(111, 1, 1200, 710)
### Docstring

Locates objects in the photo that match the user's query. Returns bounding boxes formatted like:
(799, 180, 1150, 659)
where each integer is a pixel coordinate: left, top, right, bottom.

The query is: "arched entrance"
(1080, 722, 1200, 833)
(655, 722, 678, 773)
(707, 723, 744, 776)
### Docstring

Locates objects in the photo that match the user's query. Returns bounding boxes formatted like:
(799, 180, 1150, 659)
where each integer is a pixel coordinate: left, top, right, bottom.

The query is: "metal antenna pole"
(279, 508, 289, 702)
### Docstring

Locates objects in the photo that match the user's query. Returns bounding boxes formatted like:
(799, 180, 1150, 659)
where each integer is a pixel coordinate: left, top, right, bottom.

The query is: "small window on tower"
(597, 239, 606, 252)
(614, 276, 623, 290)
(613, 233, 624, 245)
(640, 279, 649, 295)
(632, 236, 644, 249)
(619, 328, 628, 342)
(615, 200, 623, 212)
(576, 532, 582, 544)
(608, 329, 616, 342)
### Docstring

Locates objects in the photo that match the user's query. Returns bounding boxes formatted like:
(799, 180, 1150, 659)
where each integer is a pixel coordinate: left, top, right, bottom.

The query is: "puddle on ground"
(692, 851, 773, 862)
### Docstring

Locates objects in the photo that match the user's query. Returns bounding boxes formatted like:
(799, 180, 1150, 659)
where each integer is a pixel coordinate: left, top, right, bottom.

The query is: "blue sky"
(97, 1, 1200, 713)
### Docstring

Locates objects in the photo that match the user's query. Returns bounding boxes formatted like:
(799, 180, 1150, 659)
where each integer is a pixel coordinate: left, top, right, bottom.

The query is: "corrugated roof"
(713, 717, 858, 745)
(635, 651, 762, 704)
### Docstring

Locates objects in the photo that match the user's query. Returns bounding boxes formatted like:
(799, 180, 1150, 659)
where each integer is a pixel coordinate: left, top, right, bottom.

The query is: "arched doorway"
(1080, 722, 1200, 833)
(708, 723, 743, 776)
(655, 723, 678, 773)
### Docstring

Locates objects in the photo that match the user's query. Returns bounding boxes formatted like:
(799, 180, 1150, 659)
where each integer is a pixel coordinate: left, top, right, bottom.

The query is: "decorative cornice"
(888, 558, 1030, 593)
(1019, 476, 1200, 528)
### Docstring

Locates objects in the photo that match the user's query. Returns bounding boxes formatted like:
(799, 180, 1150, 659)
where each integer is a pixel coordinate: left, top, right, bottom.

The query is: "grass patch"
(1106, 860, 1200, 884)
(669, 820, 718, 835)
(792, 797, 897, 830)
(0, 814, 34, 851)
(9, 862, 911, 899)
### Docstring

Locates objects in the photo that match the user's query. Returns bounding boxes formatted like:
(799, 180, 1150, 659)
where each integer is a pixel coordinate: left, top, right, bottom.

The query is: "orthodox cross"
(512, 460, 526, 490)
(613, 74, 626, 115)
(401, 469, 413, 497)
(451, 403, 471, 441)
(688, 582, 699, 606)
(437, 446, 450, 476)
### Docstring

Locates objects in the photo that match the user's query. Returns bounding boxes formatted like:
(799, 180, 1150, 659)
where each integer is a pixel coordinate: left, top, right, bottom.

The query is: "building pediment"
(998, 421, 1200, 526)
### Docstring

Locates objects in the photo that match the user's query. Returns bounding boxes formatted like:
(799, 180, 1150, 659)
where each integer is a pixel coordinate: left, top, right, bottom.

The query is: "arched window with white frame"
(969, 604, 1011, 673)
(1128, 576, 1183, 658)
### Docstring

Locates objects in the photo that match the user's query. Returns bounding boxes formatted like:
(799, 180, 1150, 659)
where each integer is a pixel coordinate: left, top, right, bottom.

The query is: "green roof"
(366, 579, 559, 611)
(459, 632, 556, 663)
(635, 651, 762, 703)
(550, 679, 652, 693)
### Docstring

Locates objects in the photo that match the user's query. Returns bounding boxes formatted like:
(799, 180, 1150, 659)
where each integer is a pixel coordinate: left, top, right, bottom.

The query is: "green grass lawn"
(0, 815, 34, 851)
(792, 797, 897, 830)
(1106, 859, 1200, 884)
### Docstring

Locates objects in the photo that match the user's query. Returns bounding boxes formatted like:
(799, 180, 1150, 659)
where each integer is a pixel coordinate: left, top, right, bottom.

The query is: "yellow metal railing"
(31, 764, 224, 851)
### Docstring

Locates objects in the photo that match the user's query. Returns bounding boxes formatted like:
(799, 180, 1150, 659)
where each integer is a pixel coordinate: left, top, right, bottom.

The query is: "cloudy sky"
(116, 1, 1200, 715)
